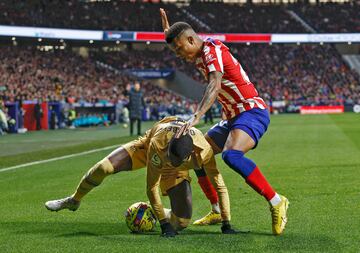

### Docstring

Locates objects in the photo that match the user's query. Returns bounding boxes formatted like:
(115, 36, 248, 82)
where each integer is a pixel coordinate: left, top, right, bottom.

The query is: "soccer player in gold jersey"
(45, 116, 235, 236)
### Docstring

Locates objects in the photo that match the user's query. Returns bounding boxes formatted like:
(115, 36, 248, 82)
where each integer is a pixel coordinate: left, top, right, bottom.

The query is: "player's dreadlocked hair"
(165, 22, 193, 44)
(168, 133, 193, 167)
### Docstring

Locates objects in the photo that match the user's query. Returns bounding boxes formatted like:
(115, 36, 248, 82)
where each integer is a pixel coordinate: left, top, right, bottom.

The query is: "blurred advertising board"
(300, 106, 344, 114)
(0, 25, 103, 40)
(128, 69, 174, 79)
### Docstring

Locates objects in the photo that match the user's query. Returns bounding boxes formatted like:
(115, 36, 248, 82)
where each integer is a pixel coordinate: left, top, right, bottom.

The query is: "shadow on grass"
(1, 221, 342, 251)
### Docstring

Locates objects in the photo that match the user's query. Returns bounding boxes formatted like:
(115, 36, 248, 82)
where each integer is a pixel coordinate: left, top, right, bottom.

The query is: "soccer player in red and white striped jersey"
(160, 8, 289, 235)
(196, 38, 267, 118)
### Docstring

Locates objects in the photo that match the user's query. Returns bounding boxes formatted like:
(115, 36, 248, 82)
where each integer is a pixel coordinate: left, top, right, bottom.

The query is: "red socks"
(246, 167, 276, 201)
(198, 176, 219, 204)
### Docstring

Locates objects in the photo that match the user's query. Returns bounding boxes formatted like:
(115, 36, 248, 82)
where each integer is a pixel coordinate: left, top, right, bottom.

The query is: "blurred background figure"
(0, 104, 15, 135)
(204, 105, 214, 125)
(49, 106, 58, 130)
(34, 99, 43, 131)
(127, 82, 144, 136)
(0, 104, 8, 135)
(68, 106, 76, 129)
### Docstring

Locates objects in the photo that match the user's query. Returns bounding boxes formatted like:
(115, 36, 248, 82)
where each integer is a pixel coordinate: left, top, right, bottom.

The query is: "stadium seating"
(0, 1, 358, 33)
(291, 2, 360, 33)
(92, 44, 360, 106)
(0, 1, 202, 31)
(0, 46, 196, 116)
(1, 43, 358, 112)
(0, 1, 359, 125)
(232, 44, 360, 106)
(185, 2, 308, 33)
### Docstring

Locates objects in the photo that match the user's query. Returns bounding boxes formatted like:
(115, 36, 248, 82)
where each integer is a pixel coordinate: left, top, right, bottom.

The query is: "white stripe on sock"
(270, 193, 282, 206)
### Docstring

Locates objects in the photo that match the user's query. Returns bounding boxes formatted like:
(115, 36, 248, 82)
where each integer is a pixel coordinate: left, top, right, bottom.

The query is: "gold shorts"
(160, 170, 191, 196)
(122, 138, 147, 170)
(123, 137, 191, 195)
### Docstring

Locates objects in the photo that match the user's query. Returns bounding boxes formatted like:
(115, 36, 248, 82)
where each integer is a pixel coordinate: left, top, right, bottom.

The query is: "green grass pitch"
(0, 114, 359, 253)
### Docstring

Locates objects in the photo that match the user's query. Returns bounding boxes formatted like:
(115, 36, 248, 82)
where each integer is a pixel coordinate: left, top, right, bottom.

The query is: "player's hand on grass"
(160, 222, 178, 237)
(160, 8, 170, 35)
(221, 221, 238, 234)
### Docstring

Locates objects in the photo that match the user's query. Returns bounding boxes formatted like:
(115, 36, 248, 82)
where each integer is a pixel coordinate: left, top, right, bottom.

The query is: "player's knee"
(89, 158, 114, 180)
(222, 150, 244, 167)
(222, 150, 256, 178)
(98, 158, 115, 175)
(83, 158, 114, 187)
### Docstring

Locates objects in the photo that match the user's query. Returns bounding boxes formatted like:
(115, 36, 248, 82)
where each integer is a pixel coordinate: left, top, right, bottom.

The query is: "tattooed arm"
(196, 71, 223, 118)
(182, 71, 222, 130)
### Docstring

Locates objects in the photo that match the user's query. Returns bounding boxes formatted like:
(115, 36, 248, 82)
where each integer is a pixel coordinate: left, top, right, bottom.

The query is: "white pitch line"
(0, 144, 121, 173)
(0, 124, 212, 173)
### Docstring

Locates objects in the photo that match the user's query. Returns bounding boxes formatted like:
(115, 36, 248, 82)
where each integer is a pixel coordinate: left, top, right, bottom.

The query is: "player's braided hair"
(165, 22, 193, 44)
(168, 133, 193, 167)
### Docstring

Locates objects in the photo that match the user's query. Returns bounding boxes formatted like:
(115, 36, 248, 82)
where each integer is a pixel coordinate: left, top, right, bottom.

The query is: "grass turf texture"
(0, 114, 359, 252)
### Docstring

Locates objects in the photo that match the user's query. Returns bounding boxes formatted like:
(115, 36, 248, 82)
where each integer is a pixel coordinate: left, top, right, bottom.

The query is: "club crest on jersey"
(205, 54, 215, 64)
(151, 153, 162, 167)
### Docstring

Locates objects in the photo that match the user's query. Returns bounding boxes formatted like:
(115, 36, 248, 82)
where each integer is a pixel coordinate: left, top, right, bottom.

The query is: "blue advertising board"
(103, 31, 135, 41)
(128, 69, 174, 79)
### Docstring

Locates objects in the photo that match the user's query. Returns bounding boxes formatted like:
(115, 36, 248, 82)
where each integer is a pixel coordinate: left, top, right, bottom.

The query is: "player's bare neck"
(196, 40, 205, 58)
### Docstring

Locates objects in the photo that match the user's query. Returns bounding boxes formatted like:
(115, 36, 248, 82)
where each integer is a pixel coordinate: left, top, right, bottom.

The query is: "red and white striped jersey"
(195, 38, 267, 120)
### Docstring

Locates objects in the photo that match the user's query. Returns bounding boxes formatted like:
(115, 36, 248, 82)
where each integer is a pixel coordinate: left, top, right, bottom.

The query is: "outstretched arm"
(195, 71, 223, 121)
(160, 8, 170, 34)
(146, 144, 165, 221)
(177, 71, 222, 136)
(146, 142, 177, 237)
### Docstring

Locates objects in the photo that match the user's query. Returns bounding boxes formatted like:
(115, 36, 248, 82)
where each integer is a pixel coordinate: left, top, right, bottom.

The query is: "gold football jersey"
(145, 117, 230, 222)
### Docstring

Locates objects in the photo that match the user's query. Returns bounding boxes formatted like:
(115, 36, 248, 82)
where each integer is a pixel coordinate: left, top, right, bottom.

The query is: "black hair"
(168, 133, 193, 167)
(165, 22, 193, 44)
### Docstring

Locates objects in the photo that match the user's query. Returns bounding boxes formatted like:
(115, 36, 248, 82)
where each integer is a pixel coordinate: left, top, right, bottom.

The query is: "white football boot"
(45, 196, 80, 212)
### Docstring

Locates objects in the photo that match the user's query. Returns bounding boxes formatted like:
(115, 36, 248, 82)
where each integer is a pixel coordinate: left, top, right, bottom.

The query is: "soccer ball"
(125, 202, 157, 232)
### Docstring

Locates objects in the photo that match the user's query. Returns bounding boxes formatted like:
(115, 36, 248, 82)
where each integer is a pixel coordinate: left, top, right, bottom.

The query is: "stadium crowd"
(0, 0, 359, 134)
(1, 1, 359, 33)
(1, 43, 359, 132)
(0, 1, 202, 32)
(93, 48, 203, 82)
(185, 2, 307, 33)
(291, 2, 360, 33)
(95, 44, 360, 106)
(0, 46, 197, 133)
(233, 44, 360, 106)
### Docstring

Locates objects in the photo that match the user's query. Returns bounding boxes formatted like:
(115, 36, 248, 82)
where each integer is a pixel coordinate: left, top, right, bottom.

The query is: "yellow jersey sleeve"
(191, 128, 214, 165)
(146, 141, 166, 221)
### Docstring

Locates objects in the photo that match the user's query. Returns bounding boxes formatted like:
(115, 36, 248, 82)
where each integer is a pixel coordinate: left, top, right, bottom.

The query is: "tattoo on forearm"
(197, 73, 221, 115)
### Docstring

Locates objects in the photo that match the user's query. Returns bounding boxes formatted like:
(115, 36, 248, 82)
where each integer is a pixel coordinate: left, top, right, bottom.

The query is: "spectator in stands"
(127, 82, 144, 136)
(292, 2, 360, 33)
(49, 106, 57, 130)
(204, 106, 214, 125)
(1, 42, 358, 123)
(0, 1, 315, 33)
(16, 96, 27, 133)
(34, 99, 43, 131)
(68, 107, 76, 129)
(0, 105, 8, 135)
